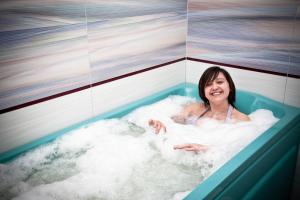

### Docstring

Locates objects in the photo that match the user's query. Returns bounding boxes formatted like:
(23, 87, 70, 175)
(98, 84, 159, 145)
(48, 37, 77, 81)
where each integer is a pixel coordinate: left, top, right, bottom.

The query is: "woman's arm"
(232, 109, 251, 122)
(148, 102, 205, 133)
(171, 102, 205, 124)
(173, 143, 208, 153)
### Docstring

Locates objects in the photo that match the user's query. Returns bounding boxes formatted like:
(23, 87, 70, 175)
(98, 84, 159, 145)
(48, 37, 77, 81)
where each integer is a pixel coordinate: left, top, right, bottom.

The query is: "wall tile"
(0, 89, 93, 154)
(86, 0, 187, 84)
(0, 1, 90, 110)
(284, 77, 300, 107)
(187, 0, 297, 76)
(288, 4, 300, 77)
(91, 61, 186, 116)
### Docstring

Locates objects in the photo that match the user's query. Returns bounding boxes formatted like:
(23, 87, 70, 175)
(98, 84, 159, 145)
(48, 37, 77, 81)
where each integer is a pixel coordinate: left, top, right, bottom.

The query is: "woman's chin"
(208, 96, 227, 104)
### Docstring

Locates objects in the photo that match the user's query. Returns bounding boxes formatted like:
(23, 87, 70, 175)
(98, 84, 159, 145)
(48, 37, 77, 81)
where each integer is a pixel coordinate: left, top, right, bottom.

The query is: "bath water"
(0, 95, 278, 200)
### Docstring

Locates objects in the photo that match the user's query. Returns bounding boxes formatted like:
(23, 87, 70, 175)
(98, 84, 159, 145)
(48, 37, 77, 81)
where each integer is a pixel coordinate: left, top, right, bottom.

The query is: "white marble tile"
(284, 77, 300, 108)
(186, 61, 213, 83)
(0, 89, 93, 154)
(226, 68, 287, 103)
(186, 60, 287, 103)
(91, 61, 186, 116)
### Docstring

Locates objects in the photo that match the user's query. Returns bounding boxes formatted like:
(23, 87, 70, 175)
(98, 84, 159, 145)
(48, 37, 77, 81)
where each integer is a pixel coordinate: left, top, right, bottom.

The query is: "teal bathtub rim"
(1, 83, 300, 200)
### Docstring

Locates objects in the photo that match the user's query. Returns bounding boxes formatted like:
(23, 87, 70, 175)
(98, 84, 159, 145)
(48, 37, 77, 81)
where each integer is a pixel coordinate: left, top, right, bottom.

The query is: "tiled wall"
(0, 0, 187, 111)
(187, 0, 300, 77)
(285, 77, 300, 108)
(0, 1, 90, 111)
(91, 61, 186, 116)
(0, 89, 93, 153)
(86, 1, 187, 84)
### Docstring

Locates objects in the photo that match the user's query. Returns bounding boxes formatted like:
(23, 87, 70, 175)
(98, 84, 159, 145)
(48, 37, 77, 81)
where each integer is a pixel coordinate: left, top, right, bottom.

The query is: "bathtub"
(1, 83, 300, 199)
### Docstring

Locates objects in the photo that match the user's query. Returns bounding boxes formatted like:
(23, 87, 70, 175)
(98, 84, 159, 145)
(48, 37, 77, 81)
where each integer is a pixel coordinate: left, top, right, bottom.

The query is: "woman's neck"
(209, 101, 230, 115)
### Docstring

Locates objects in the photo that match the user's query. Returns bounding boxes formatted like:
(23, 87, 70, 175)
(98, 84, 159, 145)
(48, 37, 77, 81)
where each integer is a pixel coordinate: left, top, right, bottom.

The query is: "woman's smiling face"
(204, 72, 230, 104)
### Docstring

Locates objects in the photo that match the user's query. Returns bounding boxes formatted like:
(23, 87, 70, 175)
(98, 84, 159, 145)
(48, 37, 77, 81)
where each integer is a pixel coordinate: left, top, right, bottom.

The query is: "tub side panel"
(213, 123, 300, 200)
(243, 146, 297, 200)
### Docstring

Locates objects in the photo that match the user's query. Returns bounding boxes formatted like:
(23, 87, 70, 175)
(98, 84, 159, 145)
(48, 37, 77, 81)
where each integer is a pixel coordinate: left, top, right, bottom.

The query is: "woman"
(148, 66, 250, 153)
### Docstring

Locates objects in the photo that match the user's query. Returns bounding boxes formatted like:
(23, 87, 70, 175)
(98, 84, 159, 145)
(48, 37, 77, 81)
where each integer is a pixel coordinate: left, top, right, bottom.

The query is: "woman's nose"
(212, 82, 218, 89)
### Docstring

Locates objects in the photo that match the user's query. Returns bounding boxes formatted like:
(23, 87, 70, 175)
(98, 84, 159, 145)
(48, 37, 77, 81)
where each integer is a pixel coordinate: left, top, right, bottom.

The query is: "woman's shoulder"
(183, 102, 206, 115)
(232, 108, 251, 122)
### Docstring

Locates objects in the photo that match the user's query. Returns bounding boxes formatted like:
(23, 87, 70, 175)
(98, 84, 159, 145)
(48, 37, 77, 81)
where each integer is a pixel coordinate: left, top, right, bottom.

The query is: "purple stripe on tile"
(186, 57, 299, 78)
(0, 58, 185, 114)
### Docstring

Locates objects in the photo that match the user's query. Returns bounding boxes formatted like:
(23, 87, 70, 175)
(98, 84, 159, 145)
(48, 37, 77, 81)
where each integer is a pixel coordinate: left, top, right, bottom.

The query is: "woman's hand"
(148, 119, 166, 134)
(171, 115, 186, 124)
(173, 143, 208, 153)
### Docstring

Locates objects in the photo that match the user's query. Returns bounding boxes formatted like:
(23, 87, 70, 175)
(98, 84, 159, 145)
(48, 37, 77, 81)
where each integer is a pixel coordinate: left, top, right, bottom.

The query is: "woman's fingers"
(155, 123, 166, 134)
(184, 147, 199, 151)
(173, 144, 190, 149)
(162, 125, 166, 133)
(173, 143, 208, 153)
(148, 119, 166, 134)
(154, 123, 161, 134)
(148, 119, 155, 126)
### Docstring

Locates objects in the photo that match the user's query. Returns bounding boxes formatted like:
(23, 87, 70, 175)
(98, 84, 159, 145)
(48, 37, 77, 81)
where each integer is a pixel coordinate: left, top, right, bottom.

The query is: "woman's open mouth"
(210, 91, 223, 96)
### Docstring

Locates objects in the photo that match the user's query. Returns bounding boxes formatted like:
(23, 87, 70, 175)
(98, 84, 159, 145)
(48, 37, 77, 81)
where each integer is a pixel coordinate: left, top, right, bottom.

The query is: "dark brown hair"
(198, 66, 236, 107)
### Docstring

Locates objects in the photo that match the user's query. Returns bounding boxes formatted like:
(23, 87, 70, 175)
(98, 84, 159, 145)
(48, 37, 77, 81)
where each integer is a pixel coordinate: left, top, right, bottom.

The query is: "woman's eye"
(217, 81, 224, 84)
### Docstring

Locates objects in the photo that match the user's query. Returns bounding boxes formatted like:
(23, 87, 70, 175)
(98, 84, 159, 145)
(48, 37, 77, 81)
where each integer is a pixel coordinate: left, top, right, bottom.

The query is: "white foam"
(0, 95, 279, 200)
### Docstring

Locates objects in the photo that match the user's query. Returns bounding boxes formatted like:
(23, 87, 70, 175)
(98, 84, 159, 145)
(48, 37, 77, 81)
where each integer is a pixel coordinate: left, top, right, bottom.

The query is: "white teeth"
(211, 92, 221, 96)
